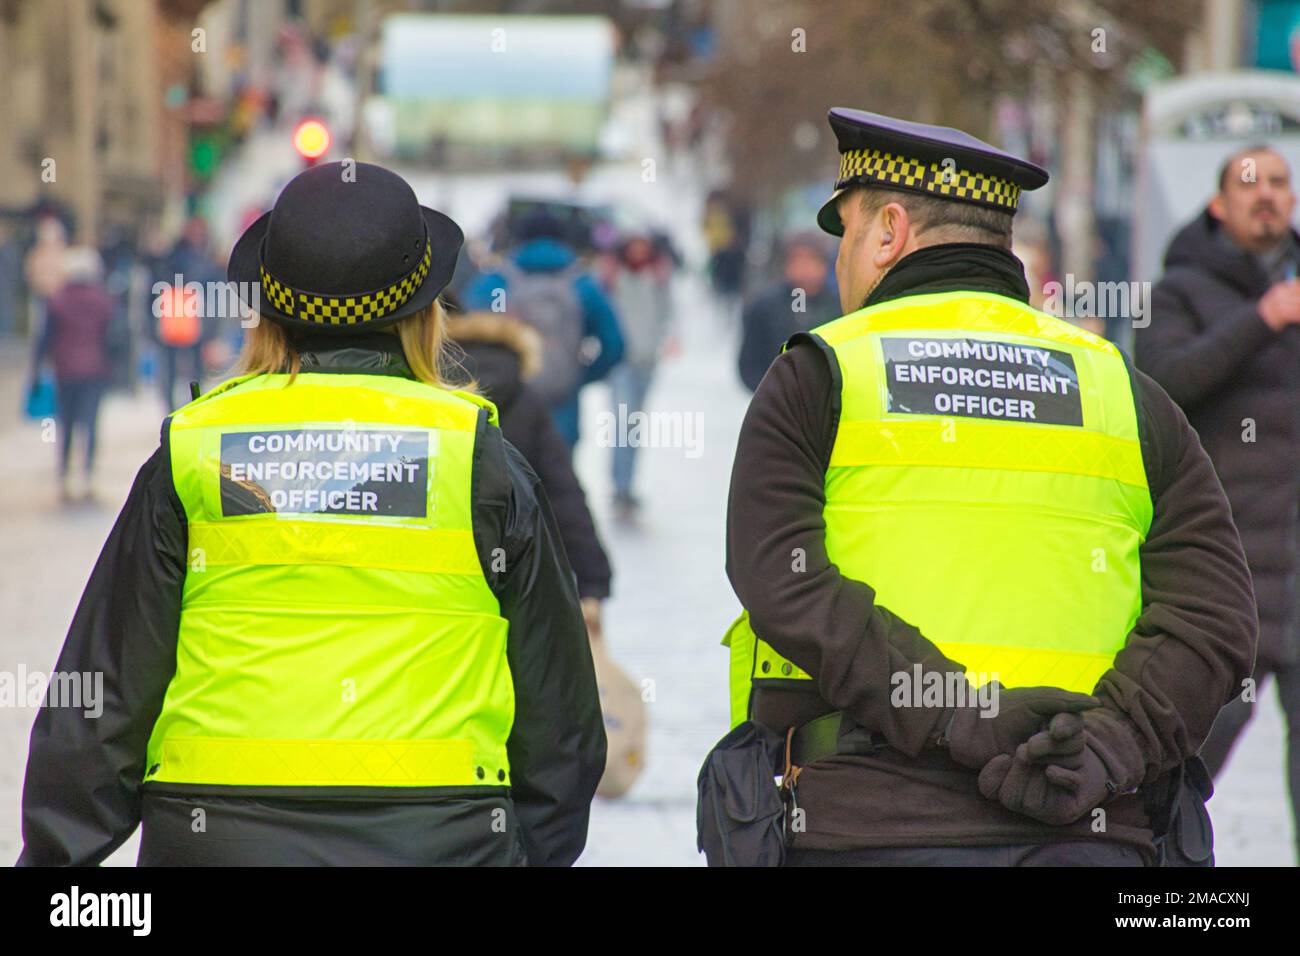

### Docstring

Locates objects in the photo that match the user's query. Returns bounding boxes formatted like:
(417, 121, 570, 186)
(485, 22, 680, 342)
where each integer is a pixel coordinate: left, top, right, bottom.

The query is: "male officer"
(723, 108, 1258, 865)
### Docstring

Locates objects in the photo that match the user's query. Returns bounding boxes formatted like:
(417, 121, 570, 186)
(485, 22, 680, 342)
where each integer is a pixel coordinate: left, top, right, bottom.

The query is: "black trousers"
(1199, 660, 1300, 863)
(137, 792, 528, 866)
(784, 841, 1147, 867)
(55, 377, 106, 476)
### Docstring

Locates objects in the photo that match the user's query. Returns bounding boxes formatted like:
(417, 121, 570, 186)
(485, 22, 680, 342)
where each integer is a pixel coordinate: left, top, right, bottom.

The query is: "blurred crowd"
(6, 203, 232, 502)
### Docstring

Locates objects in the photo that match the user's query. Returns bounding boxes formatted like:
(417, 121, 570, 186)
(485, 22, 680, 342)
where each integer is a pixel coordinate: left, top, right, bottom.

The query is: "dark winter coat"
(738, 280, 841, 392)
(37, 280, 113, 382)
(1136, 210, 1300, 670)
(447, 311, 612, 600)
(18, 333, 606, 866)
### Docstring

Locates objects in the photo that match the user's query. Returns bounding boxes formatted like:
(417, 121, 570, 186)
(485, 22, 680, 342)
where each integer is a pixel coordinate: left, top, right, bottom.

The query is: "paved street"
(1, 340, 162, 866)
(0, 313, 1293, 865)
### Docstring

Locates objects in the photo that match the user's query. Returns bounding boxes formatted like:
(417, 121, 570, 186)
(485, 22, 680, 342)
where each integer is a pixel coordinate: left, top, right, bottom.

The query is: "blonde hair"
(234, 299, 473, 391)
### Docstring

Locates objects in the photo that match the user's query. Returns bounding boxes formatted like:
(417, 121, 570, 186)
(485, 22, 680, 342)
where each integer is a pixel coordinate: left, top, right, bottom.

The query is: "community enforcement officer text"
(220, 427, 431, 518)
(883, 335, 1084, 426)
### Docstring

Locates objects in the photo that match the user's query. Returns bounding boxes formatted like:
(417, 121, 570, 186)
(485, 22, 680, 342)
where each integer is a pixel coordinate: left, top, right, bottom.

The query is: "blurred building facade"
(0, 0, 213, 244)
(0, 0, 378, 247)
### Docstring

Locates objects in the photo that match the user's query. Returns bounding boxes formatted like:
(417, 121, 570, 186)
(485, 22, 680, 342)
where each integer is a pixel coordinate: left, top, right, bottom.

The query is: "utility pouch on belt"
(696, 721, 787, 867)
(1146, 756, 1214, 867)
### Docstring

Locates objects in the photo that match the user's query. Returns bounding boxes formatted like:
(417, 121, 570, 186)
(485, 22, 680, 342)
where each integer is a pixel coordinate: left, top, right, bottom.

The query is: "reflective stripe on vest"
(725, 291, 1152, 728)
(148, 372, 514, 788)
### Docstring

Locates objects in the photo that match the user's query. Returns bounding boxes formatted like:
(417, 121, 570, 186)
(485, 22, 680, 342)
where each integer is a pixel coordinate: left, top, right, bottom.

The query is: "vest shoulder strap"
(446, 387, 500, 427)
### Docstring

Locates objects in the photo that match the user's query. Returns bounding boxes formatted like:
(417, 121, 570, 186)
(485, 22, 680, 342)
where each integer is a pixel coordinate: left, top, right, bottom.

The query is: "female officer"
(18, 162, 607, 866)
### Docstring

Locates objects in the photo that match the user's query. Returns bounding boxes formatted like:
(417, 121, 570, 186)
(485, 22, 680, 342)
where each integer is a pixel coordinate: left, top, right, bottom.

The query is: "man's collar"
(863, 242, 1031, 309)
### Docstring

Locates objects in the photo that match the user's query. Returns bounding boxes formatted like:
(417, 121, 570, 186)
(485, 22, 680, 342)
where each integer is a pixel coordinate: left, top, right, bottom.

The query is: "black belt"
(789, 711, 880, 766)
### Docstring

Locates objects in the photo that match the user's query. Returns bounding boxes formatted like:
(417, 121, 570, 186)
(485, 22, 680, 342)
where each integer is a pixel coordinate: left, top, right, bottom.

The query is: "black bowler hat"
(228, 161, 463, 331)
(817, 108, 1049, 236)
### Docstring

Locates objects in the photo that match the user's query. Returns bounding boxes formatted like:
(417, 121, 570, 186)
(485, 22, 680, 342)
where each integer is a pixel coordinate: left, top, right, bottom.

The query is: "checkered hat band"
(259, 241, 433, 325)
(835, 148, 1021, 212)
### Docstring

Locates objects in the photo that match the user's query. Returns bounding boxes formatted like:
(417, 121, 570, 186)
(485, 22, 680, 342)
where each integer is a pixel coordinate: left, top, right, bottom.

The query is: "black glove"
(940, 683, 1099, 771)
(978, 707, 1146, 825)
(978, 738, 1112, 825)
(1019, 711, 1088, 768)
(1018, 707, 1146, 782)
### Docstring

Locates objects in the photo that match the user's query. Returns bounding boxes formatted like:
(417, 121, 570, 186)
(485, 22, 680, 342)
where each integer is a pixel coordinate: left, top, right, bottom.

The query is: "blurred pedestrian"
(448, 303, 648, 799)
(737, 231, 839, 392)
(703, 191, 749, 326)
(151, 215, 222, 410)
(99, 224, 139, 390)
(18, 162, 605, 867)
(601, 232, 674, 517)
(1136, 143, 1300, 859)
(23, 212, 67, 330)
(463, 211, 624, 450)
(30, 247, 113, 504)
(445, 306, 613, 618)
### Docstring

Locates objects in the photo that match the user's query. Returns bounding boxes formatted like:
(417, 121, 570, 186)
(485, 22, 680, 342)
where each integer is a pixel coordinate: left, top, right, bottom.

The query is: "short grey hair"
(854, 185, 1014, 249)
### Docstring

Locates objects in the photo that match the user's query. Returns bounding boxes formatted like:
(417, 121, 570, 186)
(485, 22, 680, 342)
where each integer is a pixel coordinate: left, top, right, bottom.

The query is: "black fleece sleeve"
(726, 339, 965, 757)
(1136, 274, 1276, 412)
(18, 444, 186, 866)
(1089, 369, 1258, 789)
(475, 420, 606, 866)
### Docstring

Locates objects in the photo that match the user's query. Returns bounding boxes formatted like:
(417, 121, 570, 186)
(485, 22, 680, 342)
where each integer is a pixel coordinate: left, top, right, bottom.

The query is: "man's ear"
(1208, 193, 1227, 223)
(872, 203, 910, 268)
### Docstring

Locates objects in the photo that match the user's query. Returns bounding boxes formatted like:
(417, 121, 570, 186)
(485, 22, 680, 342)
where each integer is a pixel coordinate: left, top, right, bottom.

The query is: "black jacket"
(447, 311, 613, 601)
(18, 333, 607, 866)
(737, 280, 841, 392)
(1136, 211, 1300, 670)
(727, 243, 1258, 856)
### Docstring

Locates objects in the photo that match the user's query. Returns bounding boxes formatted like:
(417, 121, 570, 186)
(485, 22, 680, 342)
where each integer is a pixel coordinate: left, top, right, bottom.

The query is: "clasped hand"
(978, 711, 1114, 825)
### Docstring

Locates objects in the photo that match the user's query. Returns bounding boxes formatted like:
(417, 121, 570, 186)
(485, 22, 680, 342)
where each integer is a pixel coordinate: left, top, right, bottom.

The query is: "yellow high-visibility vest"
(725, 291, 1152, 728)
(147, 371, 514, 789)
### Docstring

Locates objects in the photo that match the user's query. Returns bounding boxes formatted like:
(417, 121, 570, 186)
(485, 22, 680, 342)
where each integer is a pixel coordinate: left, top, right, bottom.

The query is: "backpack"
(498, 262, 585, 407)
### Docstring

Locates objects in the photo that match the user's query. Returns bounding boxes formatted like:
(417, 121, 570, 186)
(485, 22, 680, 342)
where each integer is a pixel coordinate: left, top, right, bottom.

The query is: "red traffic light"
(293, 119, 331, 160)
